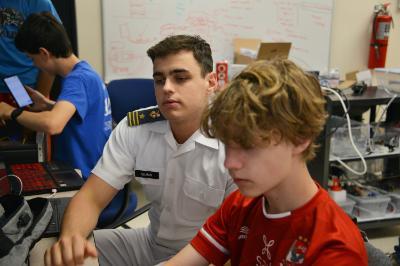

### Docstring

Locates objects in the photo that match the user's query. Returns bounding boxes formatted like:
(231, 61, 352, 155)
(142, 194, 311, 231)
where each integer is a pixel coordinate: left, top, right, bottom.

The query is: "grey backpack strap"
(0, 229, 14, 257)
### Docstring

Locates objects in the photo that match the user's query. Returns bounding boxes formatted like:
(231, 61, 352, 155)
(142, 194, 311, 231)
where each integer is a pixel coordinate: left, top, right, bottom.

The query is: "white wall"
(75, 0, 103, 77)
(330, 0, 400, 77)
(75, 0, 400, 79)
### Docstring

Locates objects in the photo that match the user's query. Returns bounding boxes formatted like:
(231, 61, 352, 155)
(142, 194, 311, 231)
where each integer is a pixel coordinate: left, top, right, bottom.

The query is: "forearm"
(60, 190, 102, 238)
(12, 101, 75, 134)
(165, 244, 209, 266)
(60, 174, 119, 238)
(15, 110, 61, 134)
(44, 175, 114, 265)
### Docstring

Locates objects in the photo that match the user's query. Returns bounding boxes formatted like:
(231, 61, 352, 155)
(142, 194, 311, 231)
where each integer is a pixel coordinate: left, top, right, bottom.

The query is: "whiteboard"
(102, 0, 334, 82)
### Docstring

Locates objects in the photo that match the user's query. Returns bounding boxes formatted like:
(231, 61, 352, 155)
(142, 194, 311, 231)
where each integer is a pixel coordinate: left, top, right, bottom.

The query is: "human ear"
(206, 72, 218, 94)
(38, 47, 51, 59)
(293, 139, 311, 155)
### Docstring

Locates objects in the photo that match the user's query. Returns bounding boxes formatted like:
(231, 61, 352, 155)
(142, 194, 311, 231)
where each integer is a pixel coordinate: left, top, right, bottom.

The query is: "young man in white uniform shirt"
(44, 35, 236, 266)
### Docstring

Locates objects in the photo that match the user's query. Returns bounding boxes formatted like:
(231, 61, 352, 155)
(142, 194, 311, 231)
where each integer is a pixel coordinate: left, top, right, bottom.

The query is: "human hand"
(44, 234, 97, 266)
(0, 102, 15, 126)
(26, 86, 55, 112)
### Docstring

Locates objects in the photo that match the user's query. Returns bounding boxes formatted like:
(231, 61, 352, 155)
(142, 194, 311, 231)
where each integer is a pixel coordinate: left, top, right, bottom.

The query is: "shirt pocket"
(181, 177, 225, 222)
(135, 168, 164, 203)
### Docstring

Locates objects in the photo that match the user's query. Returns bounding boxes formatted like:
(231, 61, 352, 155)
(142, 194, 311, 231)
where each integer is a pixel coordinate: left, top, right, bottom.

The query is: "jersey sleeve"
(190, 191, 239, 265)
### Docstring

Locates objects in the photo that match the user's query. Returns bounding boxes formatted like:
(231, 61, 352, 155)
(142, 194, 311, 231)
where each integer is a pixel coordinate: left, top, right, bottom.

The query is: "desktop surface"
(328, 86, 400, 106)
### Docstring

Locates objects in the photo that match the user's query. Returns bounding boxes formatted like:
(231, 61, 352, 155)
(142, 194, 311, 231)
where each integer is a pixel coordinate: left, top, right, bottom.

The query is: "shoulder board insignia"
(127, 105, 165, 127)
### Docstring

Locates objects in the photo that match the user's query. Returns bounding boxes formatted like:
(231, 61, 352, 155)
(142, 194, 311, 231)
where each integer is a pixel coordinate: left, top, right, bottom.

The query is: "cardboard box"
(233, 38, 291, 64)
(336, 70, 371, 90)
(337, 70, 358, 90)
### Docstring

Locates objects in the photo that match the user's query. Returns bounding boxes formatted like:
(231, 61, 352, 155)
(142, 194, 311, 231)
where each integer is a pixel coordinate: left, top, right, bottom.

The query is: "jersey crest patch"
(285, 236, 309, 264)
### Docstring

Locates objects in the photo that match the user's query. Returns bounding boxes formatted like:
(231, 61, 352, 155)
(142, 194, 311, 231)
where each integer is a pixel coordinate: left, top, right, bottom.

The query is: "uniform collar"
(146, 120, 169, 133)
(195, 132, 219, 150)
(148, 120, 219, 149)
(152, 122, 220, 153)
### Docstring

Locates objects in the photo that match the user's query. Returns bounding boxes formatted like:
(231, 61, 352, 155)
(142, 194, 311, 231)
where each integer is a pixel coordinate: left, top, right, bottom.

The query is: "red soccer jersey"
(191, 186, 367, 266)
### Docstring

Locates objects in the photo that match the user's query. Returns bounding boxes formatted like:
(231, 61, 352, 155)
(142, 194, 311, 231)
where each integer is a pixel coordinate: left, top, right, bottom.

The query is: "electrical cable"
(0, 174, 23, 195)
(369, 88, 398, 152)
(322, 86, 368, 176)
(47, 188, 57, 198)
(325, 89, 351, 138)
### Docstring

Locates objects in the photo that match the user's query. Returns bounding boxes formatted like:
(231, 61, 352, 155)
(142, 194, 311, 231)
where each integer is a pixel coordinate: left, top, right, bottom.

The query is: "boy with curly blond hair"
(165, 59, 367, 265)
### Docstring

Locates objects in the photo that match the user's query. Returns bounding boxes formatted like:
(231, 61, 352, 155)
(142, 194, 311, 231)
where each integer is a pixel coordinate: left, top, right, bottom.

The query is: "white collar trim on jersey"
(263, 197, 291, 219)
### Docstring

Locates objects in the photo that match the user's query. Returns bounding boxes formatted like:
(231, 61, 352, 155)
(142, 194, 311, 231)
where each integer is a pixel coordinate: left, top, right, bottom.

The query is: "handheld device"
(3, 76, 33, 108)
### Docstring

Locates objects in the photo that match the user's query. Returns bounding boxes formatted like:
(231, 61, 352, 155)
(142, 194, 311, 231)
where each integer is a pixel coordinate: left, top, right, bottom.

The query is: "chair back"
(107, 78, 157, 123)
(98, 78, 155, 228)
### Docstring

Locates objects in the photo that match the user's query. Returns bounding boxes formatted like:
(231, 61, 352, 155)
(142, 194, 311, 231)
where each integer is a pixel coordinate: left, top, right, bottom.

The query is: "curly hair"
(202, 59, 327, 161)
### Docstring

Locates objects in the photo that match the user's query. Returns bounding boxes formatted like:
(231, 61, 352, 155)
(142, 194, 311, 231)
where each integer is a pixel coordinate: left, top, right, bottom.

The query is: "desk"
(27, 191, 100, 265)
(328, 86, 398, 106)
(327, 86, 400, 122)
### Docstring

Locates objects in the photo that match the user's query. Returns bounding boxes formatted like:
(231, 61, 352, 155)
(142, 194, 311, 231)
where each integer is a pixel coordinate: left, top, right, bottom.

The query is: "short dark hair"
(147, 35, 213, 77)
(15, 12, 72, 58)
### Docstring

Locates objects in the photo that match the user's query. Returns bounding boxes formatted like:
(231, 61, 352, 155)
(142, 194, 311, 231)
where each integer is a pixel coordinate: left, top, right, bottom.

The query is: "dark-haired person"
(165, 59, 367, 266)
(0, 0, 60, 141)
(0, 0, 60, 98)
(0, 12, 112, 180)
(43, 34, 236, 266)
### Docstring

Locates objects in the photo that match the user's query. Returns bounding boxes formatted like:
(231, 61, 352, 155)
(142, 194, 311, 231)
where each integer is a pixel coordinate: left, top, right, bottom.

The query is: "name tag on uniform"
(135, 170, 159, 179)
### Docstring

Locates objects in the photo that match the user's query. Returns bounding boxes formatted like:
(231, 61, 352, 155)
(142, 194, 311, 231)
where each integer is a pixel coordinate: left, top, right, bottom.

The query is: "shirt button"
(165, 206, 171, 212)
(169, 179, 175, 184)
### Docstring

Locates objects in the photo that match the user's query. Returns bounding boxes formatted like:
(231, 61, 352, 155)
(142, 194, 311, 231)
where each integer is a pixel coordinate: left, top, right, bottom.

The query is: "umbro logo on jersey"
(238, 226, 249, 240)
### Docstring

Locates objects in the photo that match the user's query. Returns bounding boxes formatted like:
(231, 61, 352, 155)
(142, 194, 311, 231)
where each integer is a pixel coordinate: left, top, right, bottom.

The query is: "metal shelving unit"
(330, 148, 400, 162)
(308, 86, 400, 229)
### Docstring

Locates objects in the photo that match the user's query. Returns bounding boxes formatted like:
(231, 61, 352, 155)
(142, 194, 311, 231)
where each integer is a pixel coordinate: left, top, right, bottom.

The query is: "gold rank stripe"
(126, 106, 164, 127)
(127, 110, 141, 126)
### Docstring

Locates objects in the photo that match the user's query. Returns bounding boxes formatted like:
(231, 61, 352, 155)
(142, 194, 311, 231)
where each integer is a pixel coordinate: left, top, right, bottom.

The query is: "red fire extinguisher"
(368, 3, 393, 69)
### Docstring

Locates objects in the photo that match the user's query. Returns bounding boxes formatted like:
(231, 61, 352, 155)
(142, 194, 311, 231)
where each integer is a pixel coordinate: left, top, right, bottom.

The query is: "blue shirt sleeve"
(28, 0, 61, 22)
(58, 75, 88, 121)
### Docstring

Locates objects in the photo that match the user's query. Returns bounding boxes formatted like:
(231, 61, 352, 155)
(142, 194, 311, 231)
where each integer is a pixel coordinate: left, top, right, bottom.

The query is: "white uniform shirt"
(92, 118, 236, 251)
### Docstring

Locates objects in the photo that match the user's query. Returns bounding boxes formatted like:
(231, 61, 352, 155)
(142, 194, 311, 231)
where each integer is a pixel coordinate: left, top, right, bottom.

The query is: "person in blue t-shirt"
(0, 12, 112, 180)
(0, 0, 60, 98)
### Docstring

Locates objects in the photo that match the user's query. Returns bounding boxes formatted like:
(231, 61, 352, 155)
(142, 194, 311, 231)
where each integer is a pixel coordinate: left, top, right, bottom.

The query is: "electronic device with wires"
(351, 81, 367, 95)
(5, 161, 83, 195)
(0, 141, 39, 163)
